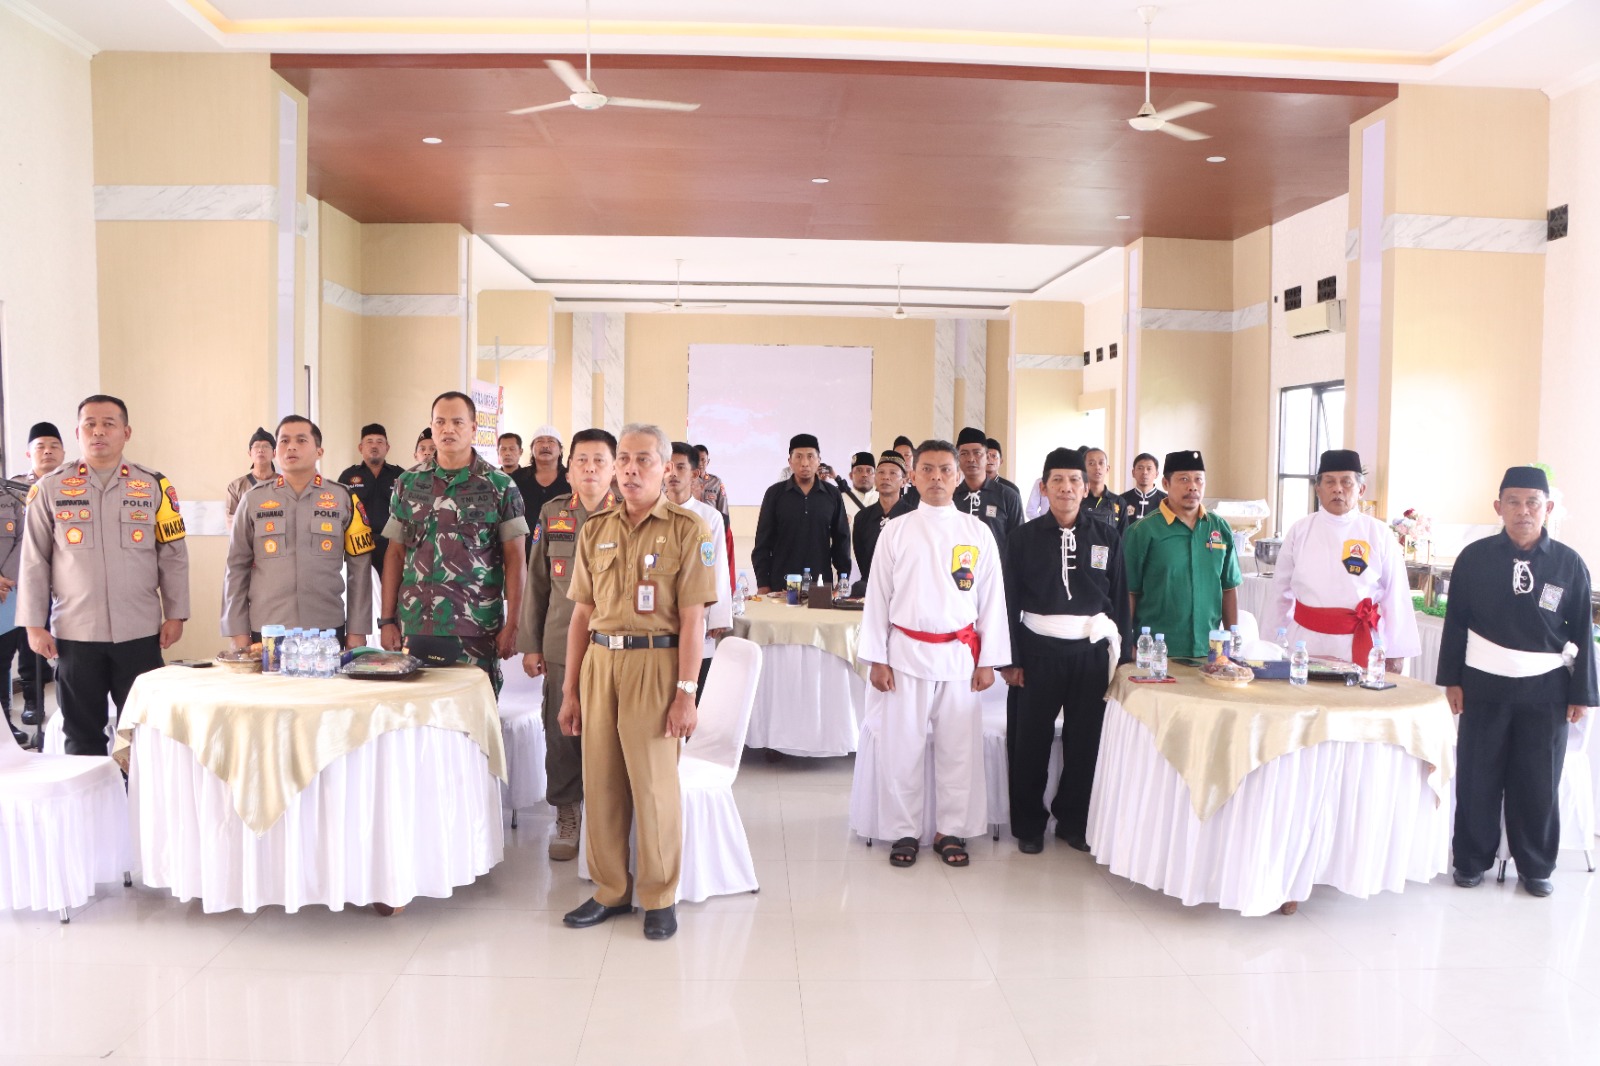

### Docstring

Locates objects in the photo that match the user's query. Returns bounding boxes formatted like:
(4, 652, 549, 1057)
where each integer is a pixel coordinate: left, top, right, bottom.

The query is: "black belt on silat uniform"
(591, 633, 679, 650)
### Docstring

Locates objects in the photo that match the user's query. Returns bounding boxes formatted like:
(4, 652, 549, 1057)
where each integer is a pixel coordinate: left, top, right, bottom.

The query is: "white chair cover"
(496, 669, 548, 814)
(0, 729, 131, 913)
(577, 638, 765, 903)
(1236, 609, 1262, 648)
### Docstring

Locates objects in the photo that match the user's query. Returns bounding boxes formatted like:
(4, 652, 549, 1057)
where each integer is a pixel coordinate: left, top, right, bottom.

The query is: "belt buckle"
(608, 634, 624, 651)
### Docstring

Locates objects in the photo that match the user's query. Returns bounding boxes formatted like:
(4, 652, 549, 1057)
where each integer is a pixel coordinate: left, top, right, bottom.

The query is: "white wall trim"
(1138, 302, 1269, 333)
(1014, 353, 1083, 370)
(320, 280, 463, 317)
(0, 0, 98, 56)
(1381, 213, 1547, 254)
(94, 184, 278, 222)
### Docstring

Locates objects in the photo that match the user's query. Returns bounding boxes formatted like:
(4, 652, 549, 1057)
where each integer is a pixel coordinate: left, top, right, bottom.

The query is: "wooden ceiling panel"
(278, 54, 1393, 244)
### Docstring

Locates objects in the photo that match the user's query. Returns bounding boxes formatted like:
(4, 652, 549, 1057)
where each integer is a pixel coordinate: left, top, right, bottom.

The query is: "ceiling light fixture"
(1115, 214, 1132, 220)
(1206, 155, 1227, 163)
(811, 177, 829, 184)
(493, 202, 510, 208)
(422, 136, 443, 144)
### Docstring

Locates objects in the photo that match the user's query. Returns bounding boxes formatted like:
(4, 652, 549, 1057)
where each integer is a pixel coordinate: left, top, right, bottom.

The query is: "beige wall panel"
(1012, 301, 1083, 356)
(361, 224, 463, 295)
(319, 202, 363, 293)
(1394, 86, 1549, 219)
(1141, 238, 1233, 311)
(985, 319, 1011, 470)
(1232, 227, 1271, 308)
(1228, 325, 1272, 501)
(169, 538, 228, 662)
(551, 311, 573, 435)
(477, 290, 552, 347)
(360, 317, 465, 450)
(1014, 367, 1083, 498)
(91, 53, 275, 185)
(1137, 331, 1233, 488)
(1384, 249, 1544, 525)
(318, 306, 363, 467)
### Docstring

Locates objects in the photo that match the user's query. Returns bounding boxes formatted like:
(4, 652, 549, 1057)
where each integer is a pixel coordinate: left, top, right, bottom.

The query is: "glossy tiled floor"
(5, 752, 1600, 1065)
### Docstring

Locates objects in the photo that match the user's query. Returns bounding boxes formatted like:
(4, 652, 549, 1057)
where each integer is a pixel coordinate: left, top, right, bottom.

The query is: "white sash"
(1465, 630, 1576, 679)
(1021, 611, 1121, 684)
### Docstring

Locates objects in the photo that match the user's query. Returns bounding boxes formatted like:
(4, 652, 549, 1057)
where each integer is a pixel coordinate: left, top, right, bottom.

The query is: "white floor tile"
(1390, 965, 1600, 1062)
(800, 978, 1036, 1065)
(577, 978, 805, 1065)
(967, 910, 1185, 979)
(1002, 974, 1258, 1065)
(404, 907, 614, 979)
(599, 911, 797, 980)
(792, 912, 993, 980)
(203, 903, 434, 973)
(1134, 905, 1367, 975)
(786, 857, 964, 914)
(945, 852, 1131, 913)
(0, 960, 196, 1058)
(341, 975, 595, 1066)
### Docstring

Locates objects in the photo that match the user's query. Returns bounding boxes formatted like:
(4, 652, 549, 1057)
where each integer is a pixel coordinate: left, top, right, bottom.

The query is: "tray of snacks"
(339, 650, 422, 681)
(215, 648, 263, 674)
(1200, 657, 1255, 689)
(832, 597, 865, 611)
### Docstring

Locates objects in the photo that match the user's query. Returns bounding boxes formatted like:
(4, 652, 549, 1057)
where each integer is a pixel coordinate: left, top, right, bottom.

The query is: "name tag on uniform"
(637, 580, 657, 614)
(1091, 545, 1109, 570)
(985, 505, 997, 518)
(1540, 584, 1564, 612)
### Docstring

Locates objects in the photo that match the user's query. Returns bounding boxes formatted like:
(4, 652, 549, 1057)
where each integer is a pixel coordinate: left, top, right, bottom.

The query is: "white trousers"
(868, 673, 987, 841)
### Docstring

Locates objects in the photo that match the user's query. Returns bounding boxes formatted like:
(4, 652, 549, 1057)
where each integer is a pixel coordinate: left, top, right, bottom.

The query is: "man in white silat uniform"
(856, 438, 1011, 869)
(666, 442, 733, 699)
(1268, 448, 1419, 671)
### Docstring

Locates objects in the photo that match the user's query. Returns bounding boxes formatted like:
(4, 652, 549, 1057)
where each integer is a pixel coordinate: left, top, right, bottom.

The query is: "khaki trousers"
(579, 645, 682, 910)
(541, 661, 584, 807)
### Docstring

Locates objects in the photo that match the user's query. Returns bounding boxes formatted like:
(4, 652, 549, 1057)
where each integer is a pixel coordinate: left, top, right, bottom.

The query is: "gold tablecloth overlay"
(113, 665, 507, 835)
(733, 597, 869, 678)
(1108, 664, 1456, 821)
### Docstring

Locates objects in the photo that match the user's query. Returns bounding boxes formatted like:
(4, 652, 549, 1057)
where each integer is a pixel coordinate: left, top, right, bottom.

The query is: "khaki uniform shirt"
(222, 473, 376, 636)
(0, 480, 26, 582)
(16, 459, 191, 642)
(518, 488, 619, 662)
(225, 470, 276, 529)
(568, 496, 718, 637)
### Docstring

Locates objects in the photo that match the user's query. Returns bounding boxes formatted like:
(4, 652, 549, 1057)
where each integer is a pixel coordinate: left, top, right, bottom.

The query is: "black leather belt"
(591, 633, 679, 650)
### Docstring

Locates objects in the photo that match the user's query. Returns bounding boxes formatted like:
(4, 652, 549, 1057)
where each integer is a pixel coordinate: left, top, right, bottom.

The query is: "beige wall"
(317, 201, 363, 464)
(0, 7, 99, 467)
(1012, 301, 1083, 356)
(1140, 237, 1233, 311)
(985, 319, 1011, 475)
(1229, 227, 1272, 501)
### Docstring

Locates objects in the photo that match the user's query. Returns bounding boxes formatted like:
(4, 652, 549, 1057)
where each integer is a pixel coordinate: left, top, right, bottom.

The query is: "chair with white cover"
(0, 727, 131, 922)
(1496, 714, 1595, 880)
(576, 637, 765, 902)
(495, 667, 548, 827)
(1235, 609, 1262, 648)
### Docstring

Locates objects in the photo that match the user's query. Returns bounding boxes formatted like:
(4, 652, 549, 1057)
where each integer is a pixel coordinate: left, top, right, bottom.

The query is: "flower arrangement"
(1390, 508, 1431, 559)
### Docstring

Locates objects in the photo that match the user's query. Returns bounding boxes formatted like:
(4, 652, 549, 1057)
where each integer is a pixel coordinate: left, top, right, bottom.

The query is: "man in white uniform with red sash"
(1268, 449, 1419, 672)
(856, 439, 1011, 869)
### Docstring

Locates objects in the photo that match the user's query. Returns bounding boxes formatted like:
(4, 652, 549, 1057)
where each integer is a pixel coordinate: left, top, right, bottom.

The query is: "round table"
(114, 665, 506, 913)
(1087, 664, 1456, 916)
(732, 596, 866, 757)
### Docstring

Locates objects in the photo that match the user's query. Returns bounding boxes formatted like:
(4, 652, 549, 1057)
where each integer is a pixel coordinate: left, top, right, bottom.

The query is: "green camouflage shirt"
(383, 452, 530, 638)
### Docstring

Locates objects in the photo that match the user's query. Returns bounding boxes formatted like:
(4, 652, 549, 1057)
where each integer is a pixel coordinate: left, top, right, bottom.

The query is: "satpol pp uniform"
(222, 474, 375, 641)
(856, 503, 1012, 842)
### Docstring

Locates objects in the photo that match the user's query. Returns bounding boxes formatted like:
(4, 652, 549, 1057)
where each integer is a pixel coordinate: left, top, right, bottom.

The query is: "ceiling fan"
(885, 266, 912, 319)
(508, 0, 700, 116)
(648, 260, 727, 312)
(1126, 6, 1213, 142)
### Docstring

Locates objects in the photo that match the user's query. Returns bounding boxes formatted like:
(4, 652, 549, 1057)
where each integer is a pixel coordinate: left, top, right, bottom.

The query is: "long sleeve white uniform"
(1268, 509, 1421, 660)
(684, 496, 733, 641)
(860, 504, 1012, 681)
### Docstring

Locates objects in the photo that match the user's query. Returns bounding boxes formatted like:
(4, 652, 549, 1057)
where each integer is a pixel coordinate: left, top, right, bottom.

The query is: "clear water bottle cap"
(1141, 626, 1151, 634)
(1294, 640, 1307, 649)
(1154, 633, 1164, 641)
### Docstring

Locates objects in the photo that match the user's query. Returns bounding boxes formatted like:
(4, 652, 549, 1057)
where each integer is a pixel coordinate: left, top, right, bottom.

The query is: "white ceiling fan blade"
(508, 100, 575, 115)
(606, 97, 701, 112)
(1153, 100, 1213, 123)
(546, 59, 592, 95)
(1160, 123, 1210, 142)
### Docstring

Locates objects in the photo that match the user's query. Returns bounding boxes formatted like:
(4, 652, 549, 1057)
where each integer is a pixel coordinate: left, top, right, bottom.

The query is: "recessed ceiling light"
(422, 136, 443, 144)
(1206, 155, 1226, 163)
(1115, 214, 1132, 220)
(493, 202, 510, 208)
(811, 177, 829, 184)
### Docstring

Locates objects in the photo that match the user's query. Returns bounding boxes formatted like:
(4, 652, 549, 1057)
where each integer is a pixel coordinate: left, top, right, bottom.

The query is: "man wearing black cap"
(953, 427, 1023, 554)
(1002, 447, 1130, 853)
(1119, 453, 1166, 526)
(11, 423, 65, 729)
(338, 424, 404, 581)
(840, 450, 878, 514)
(984, 438, 1020, 500)
(1120, 449, 1240, 658)
(892, 436, 919, 508)
(1439, 466, 1597, 898)
(851, 450, 914, 593)
(751, 433, 851, 593)
(1268, 449, 1419, 670)
(224, 427, 278, 530)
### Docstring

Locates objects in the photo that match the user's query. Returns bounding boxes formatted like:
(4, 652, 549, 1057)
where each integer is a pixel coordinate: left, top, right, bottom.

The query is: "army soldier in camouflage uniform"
(379, 392, 527, 692)
(519, 427, 618, 860)
(223, 416, 375, 646)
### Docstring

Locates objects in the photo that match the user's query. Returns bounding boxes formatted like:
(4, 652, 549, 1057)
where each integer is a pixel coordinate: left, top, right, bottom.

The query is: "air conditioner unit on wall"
(1286, 299, 1346, 338)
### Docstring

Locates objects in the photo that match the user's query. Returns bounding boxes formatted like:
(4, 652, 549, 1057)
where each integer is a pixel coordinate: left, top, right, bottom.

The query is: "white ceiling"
(14, 0, 1600, 92)
(471, 234, 1104, 318)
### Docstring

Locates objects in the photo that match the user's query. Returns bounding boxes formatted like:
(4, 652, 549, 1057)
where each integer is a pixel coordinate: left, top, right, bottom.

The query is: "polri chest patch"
(1539, 583, 1564, 612)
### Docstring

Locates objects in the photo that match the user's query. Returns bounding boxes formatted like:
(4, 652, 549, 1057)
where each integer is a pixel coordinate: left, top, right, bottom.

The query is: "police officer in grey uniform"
(223, 415, 375, 648)
(17, 395, 190, 756)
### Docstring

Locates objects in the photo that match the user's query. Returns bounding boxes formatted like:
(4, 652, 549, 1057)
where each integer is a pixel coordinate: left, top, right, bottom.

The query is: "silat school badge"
(951, 544, 978, 591)
(1340, 539, 1371, 576)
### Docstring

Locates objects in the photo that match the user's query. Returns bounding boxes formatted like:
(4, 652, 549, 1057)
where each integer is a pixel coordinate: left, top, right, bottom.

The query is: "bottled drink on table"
(732, 573, 747, 617)
(1290, 640, 1310, 687)
(801, 567, 813, 595)
(835, 569, 850, 600)
(1365, 641, 1387, 687)
(1151, 634, 1168, 680)
(282, 629, 301, 677)
(261, 624, 285, 673)
(1136, 627, 1154, 675)
(318, 630, 338, 678)
(1229, 624, 1242, 657)
(1275, 626, 1290, 655)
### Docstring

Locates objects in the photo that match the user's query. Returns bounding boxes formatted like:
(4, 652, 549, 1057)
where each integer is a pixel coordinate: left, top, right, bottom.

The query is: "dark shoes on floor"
(563, 898, 635, 928)
(643, 906, 678, 940)
(1054, 826, 1090, 852)
(1017, 836, 1044, 854)
(1521, 877, 1555, 897)
(20, 703, 43, 727)
(1452, 868, 1484, 888)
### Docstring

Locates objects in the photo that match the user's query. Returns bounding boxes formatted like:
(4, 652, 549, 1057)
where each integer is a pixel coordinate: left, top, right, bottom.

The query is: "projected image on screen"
(688, 344, 873, 506)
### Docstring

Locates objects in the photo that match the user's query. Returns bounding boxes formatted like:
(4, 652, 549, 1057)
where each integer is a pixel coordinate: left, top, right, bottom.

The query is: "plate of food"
(215, 647, 262, 674)
(1200, 656, 1255, 689)
(340, 650, 423, 681)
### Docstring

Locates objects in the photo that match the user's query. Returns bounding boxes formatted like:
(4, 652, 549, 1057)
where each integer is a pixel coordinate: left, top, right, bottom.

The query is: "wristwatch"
(675, 680, 698, 696)
(378, 617, 398, 628)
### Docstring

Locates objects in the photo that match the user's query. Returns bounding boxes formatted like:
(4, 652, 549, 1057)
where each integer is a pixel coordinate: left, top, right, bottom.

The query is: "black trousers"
(1007, 632, 1110, 841)
(1452, 697, 1568, 879)
(56, 635, 164, 756)
(0, 626, 20, 711)
(18, 641, 52, 706)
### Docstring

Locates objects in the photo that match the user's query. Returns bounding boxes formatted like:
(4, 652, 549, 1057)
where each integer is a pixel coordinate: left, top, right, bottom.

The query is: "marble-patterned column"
(598, 312, 626, 436)
(955, 319, 987, 431)
(932, 320, 956, 441)
(570, 312, 597, 432)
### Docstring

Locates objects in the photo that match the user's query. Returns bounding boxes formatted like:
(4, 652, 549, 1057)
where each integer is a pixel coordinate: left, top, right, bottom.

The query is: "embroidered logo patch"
(60, 488, 85, 497)
(78, 509, 91, 520)
(128, 510, 148, 521)
(65, 527, 83, 545)
(126, 479, 150, 491)
(321, 522, 334, 533)
(1341, 539, 1371, 576)
(1512, 559, 1535, 595)
(551, 557, 568, 579)
(165, 485, 181, 513)
(62, 476, 86, 487)
(530, 523, 541, 544)
(1207, 529, 1227, 550)
(548, 517, 576, 534)
(984, 505, 997, 518)
(1540, 584, 1564, 612)
(951, 544, 978, 591)
(700, 540, 716, 567)
(56, 510, 72, 520)
(125, 491, 151, 499)
(264, 520, 276, 533)
(1091, 544, 1110, 570)
(130, 528, 145, 544)
(264, 538, 279, 555)
(322, 538, 334, 552)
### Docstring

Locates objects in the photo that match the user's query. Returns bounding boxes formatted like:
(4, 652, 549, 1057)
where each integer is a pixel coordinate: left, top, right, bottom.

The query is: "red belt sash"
(893, 623, 981, 666)
(1294, 598, 1381, 665)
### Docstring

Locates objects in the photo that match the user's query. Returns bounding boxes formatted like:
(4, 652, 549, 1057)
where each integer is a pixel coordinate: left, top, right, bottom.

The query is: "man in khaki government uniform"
(224, 426, 278, 530)
(519, 427, 619, 861)
(559, 423, 717, 942)
(223, 416, 375, 647)
(17, 395, 189, 756)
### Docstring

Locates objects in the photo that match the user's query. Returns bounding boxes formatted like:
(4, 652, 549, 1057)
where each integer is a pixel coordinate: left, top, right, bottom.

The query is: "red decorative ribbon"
(1294, 597, 1382, 665)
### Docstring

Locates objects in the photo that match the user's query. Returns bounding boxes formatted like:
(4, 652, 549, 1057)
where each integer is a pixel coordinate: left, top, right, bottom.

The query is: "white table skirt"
(1236, 573, 1276, 630)
(130, 724, 504, 914)
(743, 645, 863, 757)
(0, 759, 130, 913)
(1088, 698, 1449, 916)
(1406, 613, 1444, 686)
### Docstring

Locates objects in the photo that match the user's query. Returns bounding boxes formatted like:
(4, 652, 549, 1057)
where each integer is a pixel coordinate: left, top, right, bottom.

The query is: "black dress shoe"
(20, 704, 43, 727)
(1452, 868, 1484, 888)
(564, 897, 635, 928)
(1054, 827, 1091, 852)
(643, 905, 677, 941)
(1017, 836, 1044, 855)
(1521, 877, 1555, 897)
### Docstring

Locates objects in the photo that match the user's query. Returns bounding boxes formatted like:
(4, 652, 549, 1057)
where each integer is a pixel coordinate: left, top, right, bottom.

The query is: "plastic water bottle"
(836, 569, 850, 599)
(1229, 625, 1242, 657)
(283, 628, 303, 677)
(801, 567, 813, 595)
(1136, 627, 1154, 675)
(1365, 641, 1387, 687)
(1151, 634, 1168, 680)
(1290, 640, 1310, 686)
(317, 630, 337, 678)
(733, 572, 747, 617)
(1276, 627, 1290, 655)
